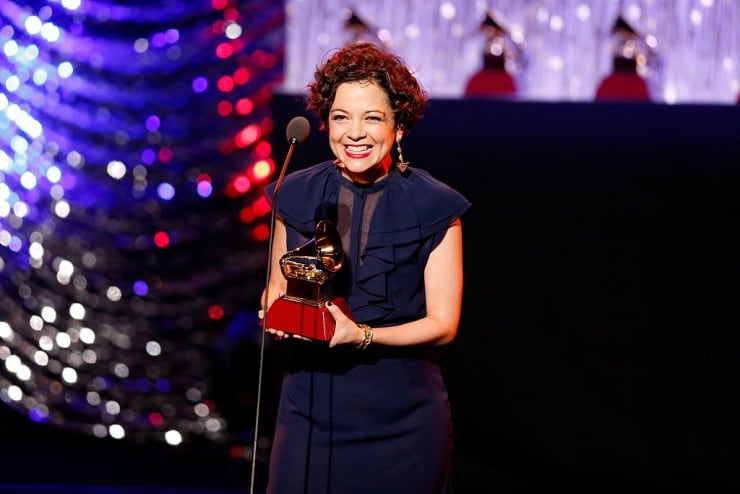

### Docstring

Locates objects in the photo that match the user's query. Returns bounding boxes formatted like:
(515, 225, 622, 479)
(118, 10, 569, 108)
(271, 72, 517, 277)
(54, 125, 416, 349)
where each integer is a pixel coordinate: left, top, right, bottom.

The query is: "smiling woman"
(269, 89, 740, 494)
(260, 42, 471, 494)
(326, 81, 400, 184)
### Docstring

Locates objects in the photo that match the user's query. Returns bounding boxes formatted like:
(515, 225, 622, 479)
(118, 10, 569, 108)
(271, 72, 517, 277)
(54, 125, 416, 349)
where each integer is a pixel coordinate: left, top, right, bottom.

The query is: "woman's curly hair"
(305, 42, 429, 132)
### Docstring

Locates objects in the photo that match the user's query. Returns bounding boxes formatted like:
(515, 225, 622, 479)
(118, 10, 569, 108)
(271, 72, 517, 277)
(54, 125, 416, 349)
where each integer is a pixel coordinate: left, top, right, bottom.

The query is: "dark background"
(270, 94, 740, 494)
(3, 95, 739, 494)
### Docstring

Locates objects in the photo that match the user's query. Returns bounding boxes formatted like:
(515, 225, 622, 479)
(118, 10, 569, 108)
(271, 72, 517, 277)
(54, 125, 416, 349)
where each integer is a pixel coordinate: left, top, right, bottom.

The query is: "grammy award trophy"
(264, 220, 349, 341)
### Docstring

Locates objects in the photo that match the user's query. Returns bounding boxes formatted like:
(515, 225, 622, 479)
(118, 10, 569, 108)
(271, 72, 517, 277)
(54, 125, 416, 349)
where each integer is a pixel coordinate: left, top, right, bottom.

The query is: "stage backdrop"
(269, 93, 740, 494)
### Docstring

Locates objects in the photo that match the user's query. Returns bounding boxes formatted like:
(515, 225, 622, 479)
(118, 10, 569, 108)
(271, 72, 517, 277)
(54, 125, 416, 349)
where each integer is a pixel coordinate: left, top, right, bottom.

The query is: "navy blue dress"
(265, 161, 471, 494)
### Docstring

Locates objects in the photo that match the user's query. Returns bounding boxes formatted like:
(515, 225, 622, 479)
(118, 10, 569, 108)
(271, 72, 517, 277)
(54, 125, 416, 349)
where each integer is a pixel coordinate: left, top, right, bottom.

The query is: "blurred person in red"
(595, 15, 652, 101)
(464, 12, 519, 98)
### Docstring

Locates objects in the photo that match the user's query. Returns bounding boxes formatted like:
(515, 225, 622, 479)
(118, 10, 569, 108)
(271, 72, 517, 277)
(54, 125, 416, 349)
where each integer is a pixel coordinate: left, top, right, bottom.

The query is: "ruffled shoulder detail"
(352, 167, 471, 323)
(366, 166, 471, 244)
(264, 163, 471, 324)
(264, 161, 339, 236)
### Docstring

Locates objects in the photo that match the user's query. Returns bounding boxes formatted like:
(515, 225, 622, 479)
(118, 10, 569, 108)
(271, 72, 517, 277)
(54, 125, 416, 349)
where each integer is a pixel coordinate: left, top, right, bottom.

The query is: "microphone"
(286, 115, 310, 146)
(274, 116, 310, 197)
(250, 115, 310, 494)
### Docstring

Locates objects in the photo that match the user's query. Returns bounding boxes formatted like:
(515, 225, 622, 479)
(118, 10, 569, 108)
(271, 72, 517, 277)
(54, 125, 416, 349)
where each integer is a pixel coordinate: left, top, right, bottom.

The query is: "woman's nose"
(347, 122, 366, 139)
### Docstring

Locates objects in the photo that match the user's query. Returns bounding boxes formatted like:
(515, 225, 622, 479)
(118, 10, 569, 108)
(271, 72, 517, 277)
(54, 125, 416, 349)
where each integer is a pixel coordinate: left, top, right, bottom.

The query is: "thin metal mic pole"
(250, 116, 308, 494)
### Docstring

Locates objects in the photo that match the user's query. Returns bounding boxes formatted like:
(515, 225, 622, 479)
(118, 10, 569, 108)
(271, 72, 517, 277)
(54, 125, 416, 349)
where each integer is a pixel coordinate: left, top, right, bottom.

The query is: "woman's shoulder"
(370, 166, 471, 241)
(265, 160, 335, 199)
(285, 160, 335, 181)
(267, 160, 338, 231)
(280, 160, 336, 188)
(396, 166, 471, 209)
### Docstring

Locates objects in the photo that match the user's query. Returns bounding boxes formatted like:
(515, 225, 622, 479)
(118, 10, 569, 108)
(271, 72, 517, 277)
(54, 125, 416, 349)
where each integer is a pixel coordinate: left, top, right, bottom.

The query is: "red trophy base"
(264, 297, 350, 341)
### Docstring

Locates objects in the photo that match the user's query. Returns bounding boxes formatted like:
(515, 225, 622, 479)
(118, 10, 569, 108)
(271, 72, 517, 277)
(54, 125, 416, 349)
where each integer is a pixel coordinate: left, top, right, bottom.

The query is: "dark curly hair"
(305, 42, 428, 132)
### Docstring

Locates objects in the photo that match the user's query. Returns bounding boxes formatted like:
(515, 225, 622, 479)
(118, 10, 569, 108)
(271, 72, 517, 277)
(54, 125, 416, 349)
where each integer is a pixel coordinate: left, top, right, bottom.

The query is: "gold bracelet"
(355, 323, 373, 350)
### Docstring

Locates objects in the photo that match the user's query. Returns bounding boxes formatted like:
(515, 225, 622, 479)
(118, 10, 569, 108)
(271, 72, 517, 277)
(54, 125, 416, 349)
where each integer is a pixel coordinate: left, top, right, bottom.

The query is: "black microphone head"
(286, 116, 310, 145)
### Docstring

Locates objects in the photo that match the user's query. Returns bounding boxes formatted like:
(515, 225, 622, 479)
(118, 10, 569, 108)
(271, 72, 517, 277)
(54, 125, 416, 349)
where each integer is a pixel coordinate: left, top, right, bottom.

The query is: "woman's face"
(328, 81, 402, 184)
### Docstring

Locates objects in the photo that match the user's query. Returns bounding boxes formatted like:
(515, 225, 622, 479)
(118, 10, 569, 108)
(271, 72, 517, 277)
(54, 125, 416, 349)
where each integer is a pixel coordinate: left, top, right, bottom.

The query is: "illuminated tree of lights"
(0, 0, 284, 454)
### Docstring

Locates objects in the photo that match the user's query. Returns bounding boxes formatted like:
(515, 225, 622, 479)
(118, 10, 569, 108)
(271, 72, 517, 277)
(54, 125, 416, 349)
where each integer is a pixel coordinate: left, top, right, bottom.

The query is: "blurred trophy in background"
(264, 220, 350, 340)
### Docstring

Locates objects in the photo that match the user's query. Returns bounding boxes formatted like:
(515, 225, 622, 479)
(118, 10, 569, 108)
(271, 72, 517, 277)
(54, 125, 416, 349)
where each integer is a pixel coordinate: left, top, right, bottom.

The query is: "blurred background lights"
(196, 180, 213, 198)
(225, 22, 242, 40)
(53, 199, 69, 217)
(285, 0, 738, 103)
(7, 384, 23, 402)
(79, 327, 95, 344)
(106, 286, 122, 302)
(132, 280, 149, 296)
(157, 182, 175, 200)
(40, 306, 57, 323)
(57, 61, 73, 78)
(145, 341, 161, 356)
(61, 367, 77, 384)
(165, 429, 182, 445)
(0, 1, 736, 479)
(0, 321, 11, 339)
(153, 231, 170, 248)
(61, 0, 82, 10)
(109, 424, 125, 439)
(56, 332, 71, 348)
(69, 302, 85, 320)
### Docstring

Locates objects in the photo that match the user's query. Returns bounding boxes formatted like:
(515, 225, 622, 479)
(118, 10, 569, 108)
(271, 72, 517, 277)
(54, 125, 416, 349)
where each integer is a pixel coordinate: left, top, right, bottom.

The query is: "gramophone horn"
(281, 220, 344, 274)
(267, 219, 350, 340)
(313, 220, 344, 272)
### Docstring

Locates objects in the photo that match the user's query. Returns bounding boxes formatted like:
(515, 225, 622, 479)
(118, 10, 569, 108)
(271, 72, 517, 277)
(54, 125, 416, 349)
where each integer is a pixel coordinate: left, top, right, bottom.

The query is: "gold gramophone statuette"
(279, 220, 343, 306)
(265, 220, 351, 340)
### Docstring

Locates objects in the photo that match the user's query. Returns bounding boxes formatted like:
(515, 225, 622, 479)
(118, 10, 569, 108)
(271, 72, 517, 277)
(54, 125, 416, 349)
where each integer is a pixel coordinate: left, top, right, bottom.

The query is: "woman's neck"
(341, 155, 392, 184)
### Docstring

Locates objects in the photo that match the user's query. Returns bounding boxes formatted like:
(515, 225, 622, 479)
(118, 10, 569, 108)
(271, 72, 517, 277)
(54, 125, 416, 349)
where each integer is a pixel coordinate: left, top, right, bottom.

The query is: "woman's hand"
(326, 301, 363, 348)
(259, 294, 363, 346)
(259, 289, 294, 340)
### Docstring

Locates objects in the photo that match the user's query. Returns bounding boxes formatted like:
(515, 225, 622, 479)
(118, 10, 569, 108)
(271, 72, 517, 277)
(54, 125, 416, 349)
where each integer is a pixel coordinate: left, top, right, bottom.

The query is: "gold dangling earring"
(396, 139, 409, 173)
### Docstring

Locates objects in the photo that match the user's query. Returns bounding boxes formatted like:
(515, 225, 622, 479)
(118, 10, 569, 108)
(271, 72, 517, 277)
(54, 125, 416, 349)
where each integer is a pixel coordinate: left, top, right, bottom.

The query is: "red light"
(208, 305, 225, 320)
(148, 412, 164, 427)
(217, 100, 233, 116)
(229, 445, 244, 459)
(217, 75, 235, 92)
(255, 140, 272, 158)
(239, 206, 256, 223)
(252, 195, 271, 216)
(216, 42, 233, 59)
(233, 67, 250, 85)
(233, 174, 251, 193)
(153, 231, 170, 248)
(252, 50, 266, 65)
(224, 8, 239, 21)
(234, 124, 261, 148)
(253, 224, 270, 241)
(235, 97, 254, 115)
(158, 147, 173, 163)
(230, 38, 246, 54)
(211, 20, 225, 34)
(224, 180, 239, 198)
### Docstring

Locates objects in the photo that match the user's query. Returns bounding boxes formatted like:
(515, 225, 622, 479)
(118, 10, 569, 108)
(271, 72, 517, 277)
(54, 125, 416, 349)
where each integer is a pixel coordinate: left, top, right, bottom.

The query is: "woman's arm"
(260, 217, 291, 337)
(327, 219, 464, 348)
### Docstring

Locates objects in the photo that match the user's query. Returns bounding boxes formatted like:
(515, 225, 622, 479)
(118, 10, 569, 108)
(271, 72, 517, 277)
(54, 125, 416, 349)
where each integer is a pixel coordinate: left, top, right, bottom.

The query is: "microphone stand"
(249, 129, 303, 494)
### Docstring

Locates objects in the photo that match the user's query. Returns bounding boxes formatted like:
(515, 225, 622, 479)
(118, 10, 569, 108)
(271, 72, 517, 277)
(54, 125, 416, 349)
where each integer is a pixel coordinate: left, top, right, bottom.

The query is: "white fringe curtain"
(283, 0, 738, 104)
